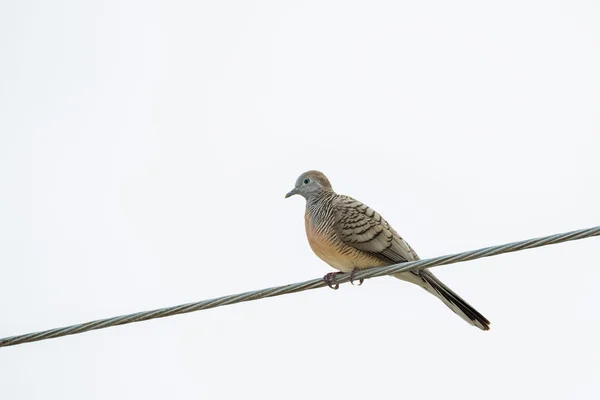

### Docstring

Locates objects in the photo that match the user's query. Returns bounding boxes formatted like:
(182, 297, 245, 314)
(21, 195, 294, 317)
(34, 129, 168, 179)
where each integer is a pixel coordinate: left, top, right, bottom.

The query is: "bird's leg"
(350, 268, 364, 286)
(323, 272, 340, 290)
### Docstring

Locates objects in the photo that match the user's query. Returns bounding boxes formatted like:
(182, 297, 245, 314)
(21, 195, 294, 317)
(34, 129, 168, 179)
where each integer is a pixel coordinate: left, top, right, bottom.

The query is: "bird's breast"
(304, 210, 385, 272)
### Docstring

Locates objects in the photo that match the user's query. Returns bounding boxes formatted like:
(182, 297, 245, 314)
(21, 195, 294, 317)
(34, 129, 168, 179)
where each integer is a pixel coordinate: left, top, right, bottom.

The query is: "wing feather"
(333, 196, 419, 263)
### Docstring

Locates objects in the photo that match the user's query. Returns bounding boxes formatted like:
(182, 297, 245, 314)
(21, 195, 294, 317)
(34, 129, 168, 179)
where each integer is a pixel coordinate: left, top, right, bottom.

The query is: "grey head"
(285, 170, 334, 200)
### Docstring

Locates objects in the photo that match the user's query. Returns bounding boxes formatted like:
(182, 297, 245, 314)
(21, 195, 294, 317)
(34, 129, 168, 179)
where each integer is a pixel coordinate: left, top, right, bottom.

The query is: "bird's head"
(285, 170, 333, 200)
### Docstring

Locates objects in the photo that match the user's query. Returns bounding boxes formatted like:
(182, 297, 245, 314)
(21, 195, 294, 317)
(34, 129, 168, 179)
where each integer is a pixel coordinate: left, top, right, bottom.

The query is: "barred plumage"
(288, 170, 490, 331)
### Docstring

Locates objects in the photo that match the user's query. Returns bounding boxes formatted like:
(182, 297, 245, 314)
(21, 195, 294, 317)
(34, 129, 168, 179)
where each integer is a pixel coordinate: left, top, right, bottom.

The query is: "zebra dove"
(285, 170, 490, 330)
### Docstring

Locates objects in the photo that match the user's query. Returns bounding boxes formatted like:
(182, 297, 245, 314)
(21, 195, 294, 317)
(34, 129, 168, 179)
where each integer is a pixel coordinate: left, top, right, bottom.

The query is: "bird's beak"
(285, 188, 298, 199)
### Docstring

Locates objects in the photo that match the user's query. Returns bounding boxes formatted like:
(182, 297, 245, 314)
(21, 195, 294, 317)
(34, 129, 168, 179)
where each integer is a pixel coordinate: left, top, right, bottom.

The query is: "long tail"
(394, 270, 491, 331)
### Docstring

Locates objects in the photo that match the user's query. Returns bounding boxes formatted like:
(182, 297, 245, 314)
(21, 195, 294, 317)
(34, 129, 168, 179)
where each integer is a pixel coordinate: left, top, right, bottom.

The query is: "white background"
(1, 1, 599, 399)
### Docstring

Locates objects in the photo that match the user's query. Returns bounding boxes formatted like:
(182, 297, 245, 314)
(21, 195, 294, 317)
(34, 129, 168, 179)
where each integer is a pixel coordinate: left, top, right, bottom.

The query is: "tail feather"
(394, 270, 491, 331)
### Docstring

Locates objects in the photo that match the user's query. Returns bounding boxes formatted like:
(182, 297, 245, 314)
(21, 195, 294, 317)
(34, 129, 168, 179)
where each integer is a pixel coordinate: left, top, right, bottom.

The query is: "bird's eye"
(303, 178, 311, 185)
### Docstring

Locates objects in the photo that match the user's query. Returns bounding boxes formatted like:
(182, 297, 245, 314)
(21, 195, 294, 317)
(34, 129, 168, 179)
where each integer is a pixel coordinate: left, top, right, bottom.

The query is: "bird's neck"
(306, 191, 336, 225)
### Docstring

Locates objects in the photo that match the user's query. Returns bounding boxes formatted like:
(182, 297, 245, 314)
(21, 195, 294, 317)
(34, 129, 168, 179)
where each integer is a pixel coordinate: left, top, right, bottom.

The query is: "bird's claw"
(323, 272, 340, 290)
(350, 268, 364, 286)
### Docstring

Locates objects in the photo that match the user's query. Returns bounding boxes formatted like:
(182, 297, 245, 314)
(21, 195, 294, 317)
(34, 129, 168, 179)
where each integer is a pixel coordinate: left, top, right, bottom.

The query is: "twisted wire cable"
(1, 225, 599, 348)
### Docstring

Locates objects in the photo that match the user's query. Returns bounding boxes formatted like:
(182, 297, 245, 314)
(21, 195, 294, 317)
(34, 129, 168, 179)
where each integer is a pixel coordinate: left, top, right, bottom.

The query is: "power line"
(1, 225, 599, 348)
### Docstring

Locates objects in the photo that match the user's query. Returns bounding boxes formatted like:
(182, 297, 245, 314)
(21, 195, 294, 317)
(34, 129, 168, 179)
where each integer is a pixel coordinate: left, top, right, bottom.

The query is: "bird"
(285, 170, 490, 330)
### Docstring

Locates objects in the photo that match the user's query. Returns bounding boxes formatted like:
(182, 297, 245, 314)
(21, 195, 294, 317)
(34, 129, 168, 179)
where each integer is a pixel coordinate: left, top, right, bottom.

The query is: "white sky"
(1, 1, 599, 399)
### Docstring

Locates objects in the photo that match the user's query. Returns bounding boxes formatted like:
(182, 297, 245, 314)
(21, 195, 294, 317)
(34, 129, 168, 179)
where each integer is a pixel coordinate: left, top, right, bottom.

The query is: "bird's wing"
(332, 196, 490, 330)
(332, 195, 419, 264)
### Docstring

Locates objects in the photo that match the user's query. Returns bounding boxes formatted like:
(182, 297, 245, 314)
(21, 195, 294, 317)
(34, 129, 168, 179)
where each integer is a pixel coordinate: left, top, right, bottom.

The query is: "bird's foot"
(350, 268, 364, 286)
(323, 272, 340, 290)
